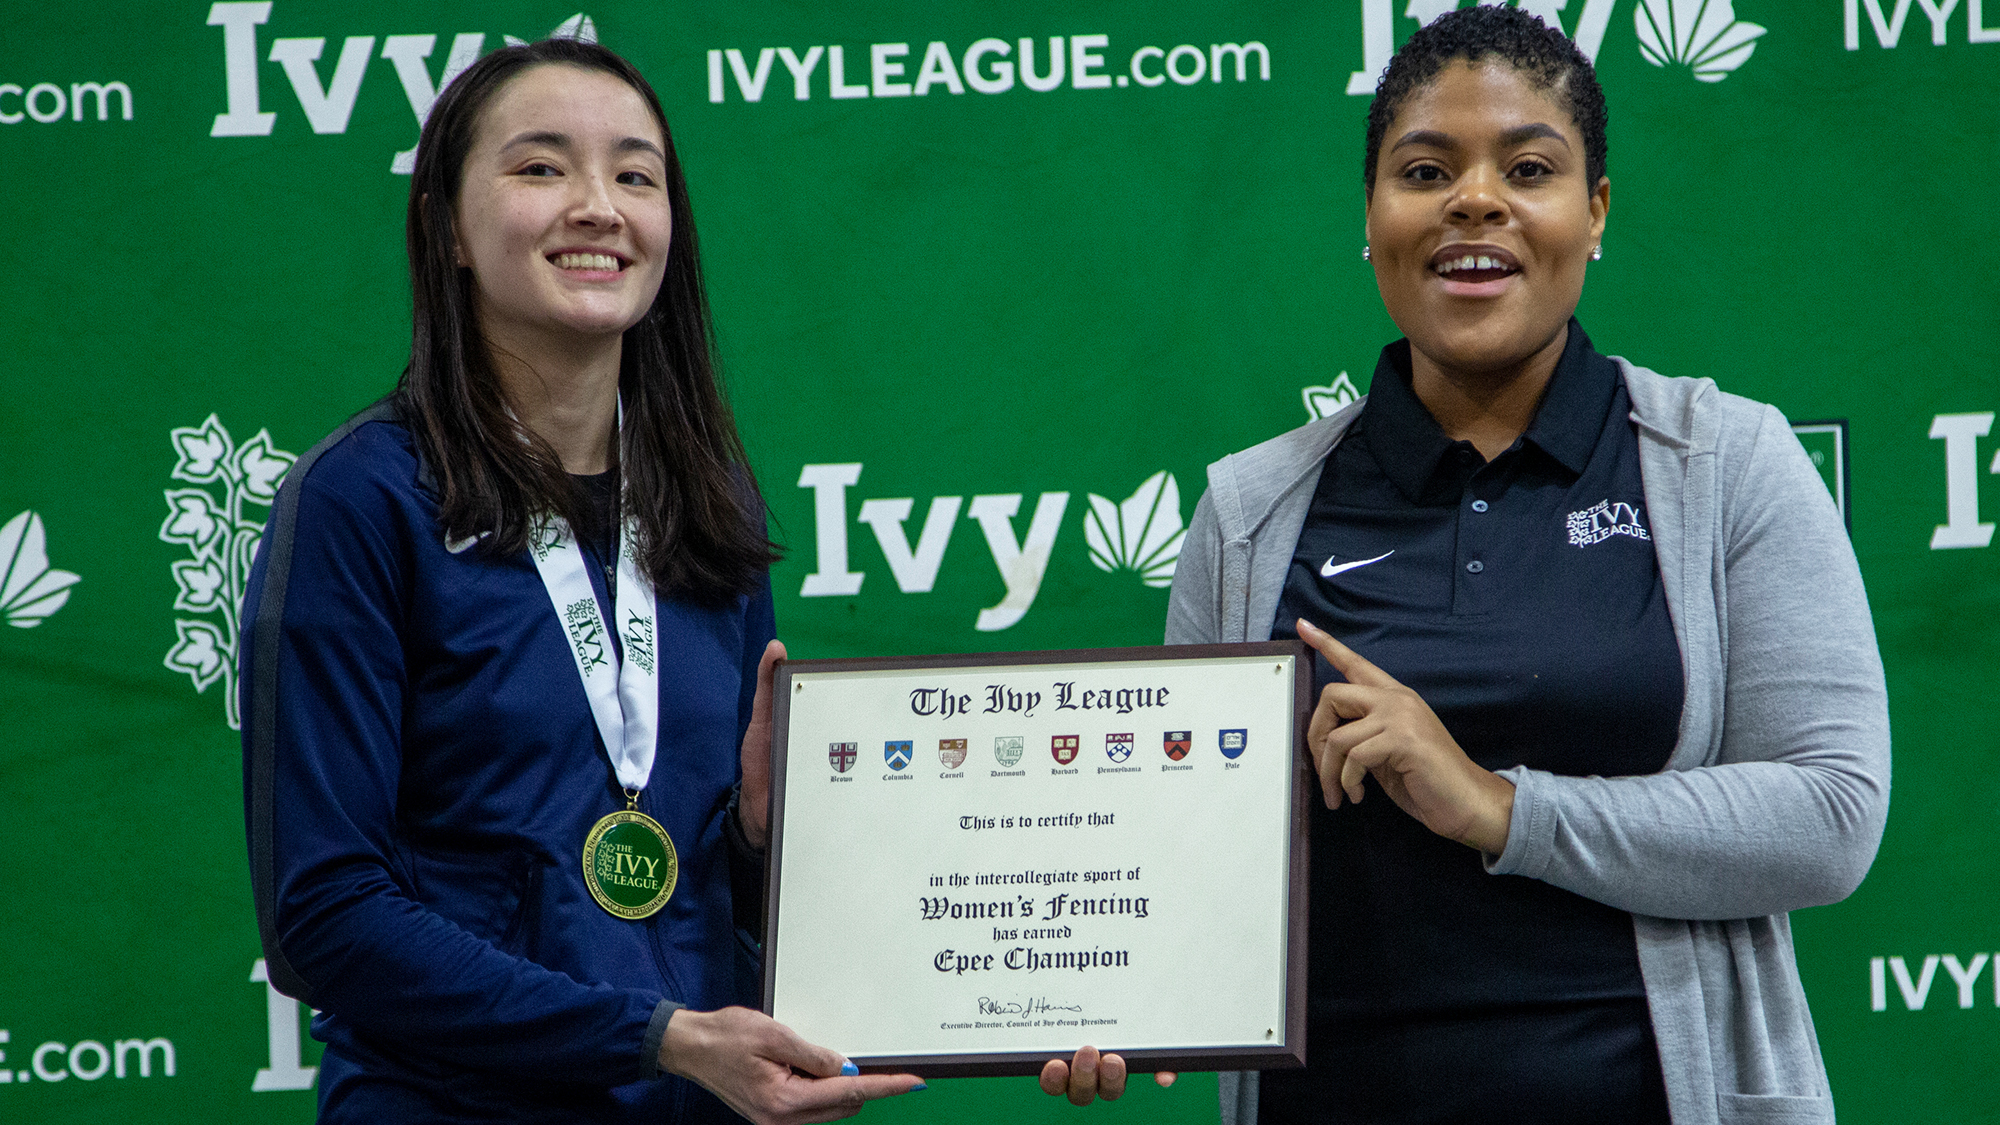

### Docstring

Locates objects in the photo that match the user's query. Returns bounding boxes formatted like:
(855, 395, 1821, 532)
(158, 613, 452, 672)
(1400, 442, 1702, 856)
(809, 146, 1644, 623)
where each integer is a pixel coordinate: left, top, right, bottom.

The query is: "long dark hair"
(399, 36, 777, 601)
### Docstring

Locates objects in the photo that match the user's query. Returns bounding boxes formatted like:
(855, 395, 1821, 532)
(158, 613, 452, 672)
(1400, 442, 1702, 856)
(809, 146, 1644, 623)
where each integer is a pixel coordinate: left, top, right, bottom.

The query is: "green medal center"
(583, 811, 678, 919)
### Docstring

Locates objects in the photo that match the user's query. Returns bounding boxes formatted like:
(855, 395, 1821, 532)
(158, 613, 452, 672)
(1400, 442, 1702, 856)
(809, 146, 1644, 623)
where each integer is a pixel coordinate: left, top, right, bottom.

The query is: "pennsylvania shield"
(829, 742, 857, 773)
(1106, 733, 1133, 763)
(939, 738, 967, 769)
(1052, 735, 1079, 765)
(1219, 729, 1247, 760)
(885, 739, 913, 771)
(1164, 731, 1191, 760)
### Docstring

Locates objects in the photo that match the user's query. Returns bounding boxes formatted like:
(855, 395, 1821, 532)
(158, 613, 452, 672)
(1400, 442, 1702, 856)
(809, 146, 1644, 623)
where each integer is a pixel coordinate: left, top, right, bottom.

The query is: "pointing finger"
(838, 1074, 926, 1102)
(1296, 619, 1399, 690)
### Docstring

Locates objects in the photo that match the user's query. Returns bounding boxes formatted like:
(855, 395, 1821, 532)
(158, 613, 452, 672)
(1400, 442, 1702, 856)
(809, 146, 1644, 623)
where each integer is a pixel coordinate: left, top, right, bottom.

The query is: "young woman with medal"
(239, 38, 927, 1124)
(1047, 7, 1888, 1121)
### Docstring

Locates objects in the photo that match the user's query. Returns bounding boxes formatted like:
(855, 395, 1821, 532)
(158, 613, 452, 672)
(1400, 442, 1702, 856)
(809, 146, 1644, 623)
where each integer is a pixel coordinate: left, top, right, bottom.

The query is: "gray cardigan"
(1166, 360, 1889, 1125)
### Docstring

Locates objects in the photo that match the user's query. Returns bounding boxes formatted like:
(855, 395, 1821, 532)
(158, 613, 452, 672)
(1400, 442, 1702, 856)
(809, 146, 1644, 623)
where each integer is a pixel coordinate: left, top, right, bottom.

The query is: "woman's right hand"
(1037, 1046, 1178, 1105)
(660, 1007, 923, 1125)
(1297, 618, 1514, 854)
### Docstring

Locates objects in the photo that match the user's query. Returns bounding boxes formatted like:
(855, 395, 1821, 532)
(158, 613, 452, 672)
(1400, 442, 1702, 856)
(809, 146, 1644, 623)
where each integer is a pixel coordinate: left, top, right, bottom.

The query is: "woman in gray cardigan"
(1144, 8, 1885, 1125)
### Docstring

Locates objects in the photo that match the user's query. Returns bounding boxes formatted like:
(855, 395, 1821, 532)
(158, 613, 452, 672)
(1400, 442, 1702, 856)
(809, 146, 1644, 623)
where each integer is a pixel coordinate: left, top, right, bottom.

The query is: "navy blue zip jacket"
(241, 403, 773, 1122)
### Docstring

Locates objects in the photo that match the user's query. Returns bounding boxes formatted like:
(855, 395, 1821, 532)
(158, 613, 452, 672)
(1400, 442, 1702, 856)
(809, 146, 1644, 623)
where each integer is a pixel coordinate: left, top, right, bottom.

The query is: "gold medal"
(582, 800, 678, 920)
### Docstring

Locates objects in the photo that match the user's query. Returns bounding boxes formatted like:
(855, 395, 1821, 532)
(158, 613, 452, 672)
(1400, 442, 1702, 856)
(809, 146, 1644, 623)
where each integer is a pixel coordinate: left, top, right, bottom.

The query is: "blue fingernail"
(910, 1083, 928, 1092)
(840, 1061, 859, 1076)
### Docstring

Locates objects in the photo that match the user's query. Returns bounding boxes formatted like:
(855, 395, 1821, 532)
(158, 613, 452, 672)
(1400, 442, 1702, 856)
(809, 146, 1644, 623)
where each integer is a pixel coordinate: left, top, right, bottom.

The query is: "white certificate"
(762, 643, 1310, 1076)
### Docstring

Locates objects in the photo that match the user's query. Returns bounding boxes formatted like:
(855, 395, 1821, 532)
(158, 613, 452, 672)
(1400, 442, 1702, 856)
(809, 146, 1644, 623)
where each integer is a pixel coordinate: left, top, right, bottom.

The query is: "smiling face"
(1365, 59, 1608, 382)
(451, 64, 672, 356)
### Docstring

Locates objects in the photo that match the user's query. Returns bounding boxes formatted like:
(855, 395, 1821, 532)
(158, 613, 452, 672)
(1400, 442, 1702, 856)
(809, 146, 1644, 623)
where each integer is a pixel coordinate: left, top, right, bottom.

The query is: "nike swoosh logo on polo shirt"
(1320, 550, 1394, 578)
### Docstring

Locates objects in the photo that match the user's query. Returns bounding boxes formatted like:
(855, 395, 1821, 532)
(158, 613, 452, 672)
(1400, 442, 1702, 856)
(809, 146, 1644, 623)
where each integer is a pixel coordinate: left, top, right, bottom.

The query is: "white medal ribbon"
(527, 506, 659, 793)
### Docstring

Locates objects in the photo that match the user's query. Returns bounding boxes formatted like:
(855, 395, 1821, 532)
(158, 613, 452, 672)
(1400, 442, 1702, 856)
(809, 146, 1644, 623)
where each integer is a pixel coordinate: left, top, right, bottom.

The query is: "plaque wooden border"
(760, 641, 1312, 1078)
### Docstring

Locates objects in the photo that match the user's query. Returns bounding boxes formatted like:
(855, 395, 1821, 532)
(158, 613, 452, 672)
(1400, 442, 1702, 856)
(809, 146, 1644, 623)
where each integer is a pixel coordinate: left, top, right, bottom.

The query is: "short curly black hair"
(1362, 6, 1607, 197)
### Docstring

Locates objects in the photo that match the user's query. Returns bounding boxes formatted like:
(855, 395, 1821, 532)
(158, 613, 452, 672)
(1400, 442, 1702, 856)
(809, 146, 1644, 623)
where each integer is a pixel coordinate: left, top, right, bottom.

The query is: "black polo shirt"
(1261, 323, 1681, 1124)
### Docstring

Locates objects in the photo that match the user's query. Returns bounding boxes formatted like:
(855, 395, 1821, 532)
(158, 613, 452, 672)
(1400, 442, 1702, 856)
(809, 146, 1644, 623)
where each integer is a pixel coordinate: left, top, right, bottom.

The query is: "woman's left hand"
(739, 639, 786, 851)
(1296, 618, 1515, 854)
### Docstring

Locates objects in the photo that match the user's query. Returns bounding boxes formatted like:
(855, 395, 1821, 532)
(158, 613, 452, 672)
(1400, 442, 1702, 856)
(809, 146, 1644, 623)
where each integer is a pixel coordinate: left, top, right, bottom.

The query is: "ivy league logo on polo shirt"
(1567, 500, 1652, 547)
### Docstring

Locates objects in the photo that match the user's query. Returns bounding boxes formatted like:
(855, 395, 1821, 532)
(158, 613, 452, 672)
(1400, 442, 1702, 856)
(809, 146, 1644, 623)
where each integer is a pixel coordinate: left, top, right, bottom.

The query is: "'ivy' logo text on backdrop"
(797, 466, 1186, 631)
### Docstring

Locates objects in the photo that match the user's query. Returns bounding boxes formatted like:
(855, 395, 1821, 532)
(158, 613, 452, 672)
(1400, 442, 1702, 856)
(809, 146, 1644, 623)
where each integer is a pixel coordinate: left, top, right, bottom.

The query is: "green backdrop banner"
(2, 1, 1994, 1121)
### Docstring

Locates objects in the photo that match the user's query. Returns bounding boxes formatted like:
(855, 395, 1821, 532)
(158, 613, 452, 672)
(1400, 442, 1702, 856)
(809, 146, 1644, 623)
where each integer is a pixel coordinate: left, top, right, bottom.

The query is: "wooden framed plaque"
(761, 642, 1312, 1077)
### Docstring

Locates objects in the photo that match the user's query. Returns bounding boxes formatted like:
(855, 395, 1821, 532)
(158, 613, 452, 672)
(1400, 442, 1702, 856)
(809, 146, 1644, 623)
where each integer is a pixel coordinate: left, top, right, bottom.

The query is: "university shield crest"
(1219, 729, 1247, 760)
(1164, 731, 1190, 761)
(1106, 733, 1134, 763)
(1052, 735, 1079, 765)
(885, 740, 913, 771)
(939, 738, 967, 769)
(829, 742, 857, 773)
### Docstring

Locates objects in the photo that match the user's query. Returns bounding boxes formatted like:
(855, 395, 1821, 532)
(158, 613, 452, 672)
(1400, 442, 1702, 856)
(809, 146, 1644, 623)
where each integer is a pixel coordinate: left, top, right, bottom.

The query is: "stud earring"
(1362, 245, 1372, 262)
(1591, 245, 1602, 261)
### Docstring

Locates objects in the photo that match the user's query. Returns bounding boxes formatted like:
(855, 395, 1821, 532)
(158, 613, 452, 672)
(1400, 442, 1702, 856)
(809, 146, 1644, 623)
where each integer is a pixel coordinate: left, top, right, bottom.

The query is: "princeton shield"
(1164, 731, 1191, 760)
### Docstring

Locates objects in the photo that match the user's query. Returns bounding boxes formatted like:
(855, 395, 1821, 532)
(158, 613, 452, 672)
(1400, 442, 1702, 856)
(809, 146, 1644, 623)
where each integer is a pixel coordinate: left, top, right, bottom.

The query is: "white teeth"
(1437, 253, 1513, 275)
(553, 253, 621, 271)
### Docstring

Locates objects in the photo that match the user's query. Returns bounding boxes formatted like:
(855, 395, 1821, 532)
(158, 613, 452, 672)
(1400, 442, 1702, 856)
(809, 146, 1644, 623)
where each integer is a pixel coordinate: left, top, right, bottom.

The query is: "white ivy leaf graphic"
(550, 12, 598, 41)
(169, 414, 235, 484)
(0, 510, 81, 628)
(507, 12, 597, 47)
(233, 525, 264, 584)
(163, 414, 295, 731)
(171, 557, 229, 613)
(161, 489, 229, 559)
(1084, 471, 1186, 589)
(1302, 373, 1362, 421)
(164, 618, 230, 692)
(1635, 0, 1765, 82)
(1404, 0, 1458, 26)
(234, 430, 296, 503)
